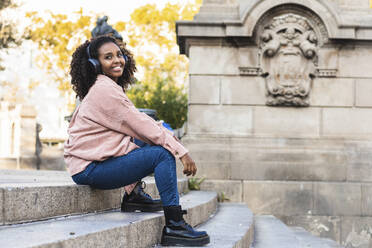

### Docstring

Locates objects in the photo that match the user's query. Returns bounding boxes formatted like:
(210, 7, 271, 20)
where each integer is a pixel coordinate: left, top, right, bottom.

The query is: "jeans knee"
(154, 146, 175, 163)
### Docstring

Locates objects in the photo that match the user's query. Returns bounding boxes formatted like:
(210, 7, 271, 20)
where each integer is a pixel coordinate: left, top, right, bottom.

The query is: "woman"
(64, 35, 210, 246)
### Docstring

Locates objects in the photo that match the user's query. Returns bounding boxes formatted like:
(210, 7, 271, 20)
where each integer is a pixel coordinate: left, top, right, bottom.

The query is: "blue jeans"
(72, 144, 179, 206)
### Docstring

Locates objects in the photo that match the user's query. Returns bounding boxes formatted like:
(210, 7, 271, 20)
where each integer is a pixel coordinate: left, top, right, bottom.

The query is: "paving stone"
(291, 226, 343, 248)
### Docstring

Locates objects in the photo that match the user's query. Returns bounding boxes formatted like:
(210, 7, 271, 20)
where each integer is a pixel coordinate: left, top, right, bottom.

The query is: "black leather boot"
(161, 205, 210, 246)
(121, 181, 162, 212)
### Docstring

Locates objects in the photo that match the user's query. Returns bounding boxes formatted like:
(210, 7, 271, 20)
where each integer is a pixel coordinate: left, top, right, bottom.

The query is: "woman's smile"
(98, 42, 126, 82)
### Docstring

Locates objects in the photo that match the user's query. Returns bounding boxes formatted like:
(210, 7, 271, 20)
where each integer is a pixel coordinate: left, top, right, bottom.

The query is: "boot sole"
(121, 203, 163, 212)
(161, 234, 210, 246)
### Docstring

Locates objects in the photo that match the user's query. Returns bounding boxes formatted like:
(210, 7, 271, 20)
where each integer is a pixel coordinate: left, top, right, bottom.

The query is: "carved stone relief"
(259, 13, 318, 107)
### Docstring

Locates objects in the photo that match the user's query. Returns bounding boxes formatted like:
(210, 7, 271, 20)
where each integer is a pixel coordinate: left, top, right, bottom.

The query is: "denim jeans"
(72, 144, 179, 206)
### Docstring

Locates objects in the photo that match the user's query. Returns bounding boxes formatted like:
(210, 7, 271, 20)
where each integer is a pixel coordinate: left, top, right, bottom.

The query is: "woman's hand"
(180, 153, 197, 176)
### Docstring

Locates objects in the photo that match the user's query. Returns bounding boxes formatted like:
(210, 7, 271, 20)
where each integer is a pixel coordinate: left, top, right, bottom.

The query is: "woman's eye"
(118, 53, 123, 57)
(105, 55, 112, 59)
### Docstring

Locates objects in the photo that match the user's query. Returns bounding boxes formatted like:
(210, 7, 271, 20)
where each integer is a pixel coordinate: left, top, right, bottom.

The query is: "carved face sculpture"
(260, 14, 318, 107)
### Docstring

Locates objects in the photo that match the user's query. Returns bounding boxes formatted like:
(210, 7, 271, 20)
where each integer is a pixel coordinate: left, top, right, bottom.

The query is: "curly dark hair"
(70, 35, 136, 100)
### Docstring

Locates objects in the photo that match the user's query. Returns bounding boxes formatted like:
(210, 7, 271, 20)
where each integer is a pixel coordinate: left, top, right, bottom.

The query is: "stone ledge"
(0, 170, 188, 225)
(0, 191, 217, 248)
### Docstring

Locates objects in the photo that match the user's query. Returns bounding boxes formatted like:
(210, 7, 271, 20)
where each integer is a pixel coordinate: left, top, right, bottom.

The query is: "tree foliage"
(0, 0, 22, 70)
(122, 1, 202, 128)
(25, 9, 93, 105)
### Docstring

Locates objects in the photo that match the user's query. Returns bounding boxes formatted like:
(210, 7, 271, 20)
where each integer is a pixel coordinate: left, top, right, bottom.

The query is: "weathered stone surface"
(282, 215, 341, 244)
(188, 105, 253, 135)
(243, 181, 313, 216)
(189, 46, 240, 75)
(199, 179, 242, 202)
(339, 46, 372, 78)
(347, 162, 372, 182)
(317, 47, 338, 69)
(361, 184, 372, 216)
(253, 107, 320, 137)
(0, 191, 217, 248)
(221, 76, 266, 105)
(341, 216, 372, 248)
(0, 189, 3, 225)
(3, 183, 78, 224)
(322, 108, 372, 138)
(230, 160, 347, 181)
(77, 187, 120, 213)
(313, 182, 362, 216)
(356, 79, 372, 107)
(192, 162, 231, 180)
(189, 75, 220, 104)
(310, 78, 354, 107)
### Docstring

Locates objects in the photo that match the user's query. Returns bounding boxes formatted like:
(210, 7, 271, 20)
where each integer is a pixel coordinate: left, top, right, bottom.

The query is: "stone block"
(230, 160, 347, 181)
(237, 46, 260, 68)
(341, 216, 372, 248)
(77, 186, 121, 213)
(317, 47, 338, 69)
(221, 76, 266, 105)
(322, 108, 372, 138)
(199, 179, 242, 202)
(338, 0, 370, 8)
(189, 75, 220, 104)
(189, 46, 240, 75)
(253, 107, 320, 137)
(310, 78, 354, 107)
(193, 162, 231, 180)
(3, 184, 78, 224)
(339, 46, 372, 78)
(356, 79, 372, 107)
(188, 105, 253, 135)
(243, 181, 313, 216)
(362, 184, 372, 216)
(282, 215, 341, 244)
(313, 182, 361, 216)
(347, 162, 372, 182)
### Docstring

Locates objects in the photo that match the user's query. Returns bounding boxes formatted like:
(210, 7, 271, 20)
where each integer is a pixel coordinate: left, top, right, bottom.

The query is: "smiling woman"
(65, 35, 210, 247)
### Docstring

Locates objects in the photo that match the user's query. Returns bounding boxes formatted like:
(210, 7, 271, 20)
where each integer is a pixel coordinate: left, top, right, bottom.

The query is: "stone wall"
(177, 0, 372, 247)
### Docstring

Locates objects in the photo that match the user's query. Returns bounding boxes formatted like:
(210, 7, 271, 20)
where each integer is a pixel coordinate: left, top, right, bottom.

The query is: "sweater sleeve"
(82, 79, 188, 159)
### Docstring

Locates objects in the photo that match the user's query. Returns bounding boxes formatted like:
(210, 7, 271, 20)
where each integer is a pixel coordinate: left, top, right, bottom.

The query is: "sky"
(18, 0, 181, 23)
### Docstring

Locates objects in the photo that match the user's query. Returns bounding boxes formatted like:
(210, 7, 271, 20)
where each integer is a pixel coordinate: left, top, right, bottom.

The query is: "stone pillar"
(19, 104, 37, 168)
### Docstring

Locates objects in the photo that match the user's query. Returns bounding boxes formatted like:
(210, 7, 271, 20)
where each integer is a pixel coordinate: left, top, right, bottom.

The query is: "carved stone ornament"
(259, 14, 318, 107)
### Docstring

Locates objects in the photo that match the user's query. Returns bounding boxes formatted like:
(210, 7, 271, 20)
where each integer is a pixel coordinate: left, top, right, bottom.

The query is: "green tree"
(120, 1, 202, 128)
(25, 9, 93, 109)
(0, 0, 23, 70)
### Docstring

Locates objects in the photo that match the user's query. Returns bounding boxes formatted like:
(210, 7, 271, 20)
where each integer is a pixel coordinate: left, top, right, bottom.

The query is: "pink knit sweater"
(64, 75, 188, 178)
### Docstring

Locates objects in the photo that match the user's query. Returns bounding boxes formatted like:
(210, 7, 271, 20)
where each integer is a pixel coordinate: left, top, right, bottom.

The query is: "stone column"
(19, 104, 37, 168)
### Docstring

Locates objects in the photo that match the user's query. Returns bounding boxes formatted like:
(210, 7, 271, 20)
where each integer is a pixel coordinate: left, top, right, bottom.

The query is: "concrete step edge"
(0, 190, 217, 248)
(0, 175, 188, 225)
(252, 215, 300, 248)
(291, 226, 344, 248)
(155, 203, 255, 248)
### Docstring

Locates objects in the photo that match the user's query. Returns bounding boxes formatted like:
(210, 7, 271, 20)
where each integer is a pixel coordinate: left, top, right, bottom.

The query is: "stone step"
(252, 215, 343, 248)
(0, 191, 217, 248)
(291, 226, 343, 248)
(0, 170, 188, 225)
(155, 203, 254, 248)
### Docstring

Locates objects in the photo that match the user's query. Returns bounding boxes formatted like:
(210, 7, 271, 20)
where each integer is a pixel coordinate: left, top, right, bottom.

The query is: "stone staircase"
(0, 170, 344, 247)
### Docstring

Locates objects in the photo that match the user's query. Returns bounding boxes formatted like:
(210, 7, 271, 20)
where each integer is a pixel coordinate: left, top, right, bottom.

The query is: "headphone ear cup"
(123, 54, 128, 63)
(88, 58, 101, 74)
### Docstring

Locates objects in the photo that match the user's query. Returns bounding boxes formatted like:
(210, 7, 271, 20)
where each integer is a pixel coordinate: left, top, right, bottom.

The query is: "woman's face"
(97, 42, 125, 82)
